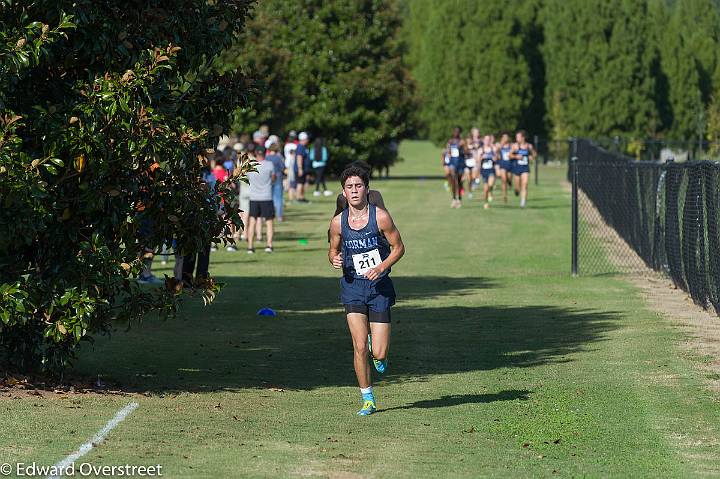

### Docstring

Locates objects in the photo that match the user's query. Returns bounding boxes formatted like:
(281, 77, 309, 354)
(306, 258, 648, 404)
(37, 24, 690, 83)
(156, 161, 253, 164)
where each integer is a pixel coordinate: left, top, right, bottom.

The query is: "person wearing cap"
(246, 145, 276, 253)
(294, 132, 311, 202)
(264, 134, 280, 150)
(284, 131, 298, 202)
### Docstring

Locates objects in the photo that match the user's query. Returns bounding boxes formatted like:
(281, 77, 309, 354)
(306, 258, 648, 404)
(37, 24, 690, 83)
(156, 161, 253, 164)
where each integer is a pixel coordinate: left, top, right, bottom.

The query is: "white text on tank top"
(517, 145, 530, 165)
(341, 205, 390, 279)
(501, 146, 511, 162)
(449, 140, 461, 159)
(481, 147, 494, 170)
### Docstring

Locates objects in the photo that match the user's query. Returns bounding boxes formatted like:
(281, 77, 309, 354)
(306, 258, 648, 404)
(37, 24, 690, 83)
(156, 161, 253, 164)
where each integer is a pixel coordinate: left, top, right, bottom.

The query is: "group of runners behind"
(443, 127, 536, 209)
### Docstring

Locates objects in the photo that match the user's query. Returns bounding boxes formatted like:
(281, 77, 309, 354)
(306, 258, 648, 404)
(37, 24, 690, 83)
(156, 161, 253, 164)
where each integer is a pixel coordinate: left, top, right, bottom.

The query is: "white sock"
(360, 387, 373, 395)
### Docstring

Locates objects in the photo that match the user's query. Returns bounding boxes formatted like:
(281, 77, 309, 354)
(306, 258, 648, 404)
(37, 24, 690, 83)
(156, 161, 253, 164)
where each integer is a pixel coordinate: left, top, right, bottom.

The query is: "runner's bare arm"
(328, 214, 343, 269)
(297, 153, 304, 176)
(364, 208, 404, 281)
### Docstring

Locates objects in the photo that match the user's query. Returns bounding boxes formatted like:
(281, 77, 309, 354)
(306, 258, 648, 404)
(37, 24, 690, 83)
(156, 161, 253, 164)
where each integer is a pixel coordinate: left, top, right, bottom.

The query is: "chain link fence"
(570, 139, 720, 315)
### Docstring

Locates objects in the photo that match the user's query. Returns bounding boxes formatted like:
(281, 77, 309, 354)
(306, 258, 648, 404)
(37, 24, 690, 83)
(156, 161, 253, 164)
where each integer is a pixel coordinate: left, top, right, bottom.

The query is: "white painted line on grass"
(47, 401, 139, 479)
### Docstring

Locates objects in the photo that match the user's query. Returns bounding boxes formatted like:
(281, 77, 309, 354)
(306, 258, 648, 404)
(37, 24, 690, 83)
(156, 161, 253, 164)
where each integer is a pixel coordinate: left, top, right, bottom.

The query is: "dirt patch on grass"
(639, 275, 720, 394)
(0, 374, 131, 399)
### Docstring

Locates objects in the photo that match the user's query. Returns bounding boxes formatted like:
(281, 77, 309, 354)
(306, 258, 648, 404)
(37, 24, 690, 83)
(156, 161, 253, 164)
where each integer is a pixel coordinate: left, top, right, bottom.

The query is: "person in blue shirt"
(328, 166, 405, 416)
(310, 137, 331, 196)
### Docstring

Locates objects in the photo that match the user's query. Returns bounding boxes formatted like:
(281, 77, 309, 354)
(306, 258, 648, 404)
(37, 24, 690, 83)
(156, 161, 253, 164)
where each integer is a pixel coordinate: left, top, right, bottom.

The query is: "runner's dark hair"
(340, 166, 370, 187)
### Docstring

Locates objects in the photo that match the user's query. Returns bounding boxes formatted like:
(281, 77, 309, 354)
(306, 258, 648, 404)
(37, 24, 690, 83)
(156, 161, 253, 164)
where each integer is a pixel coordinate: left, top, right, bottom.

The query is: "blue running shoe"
(373, 357, 387, 374)
(357, 397, 377, 416)
(368, 334, 387, 374)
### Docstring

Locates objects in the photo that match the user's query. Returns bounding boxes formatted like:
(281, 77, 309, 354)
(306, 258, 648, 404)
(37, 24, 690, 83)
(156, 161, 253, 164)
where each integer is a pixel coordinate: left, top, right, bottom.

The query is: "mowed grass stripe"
(1, 141, 719, 477)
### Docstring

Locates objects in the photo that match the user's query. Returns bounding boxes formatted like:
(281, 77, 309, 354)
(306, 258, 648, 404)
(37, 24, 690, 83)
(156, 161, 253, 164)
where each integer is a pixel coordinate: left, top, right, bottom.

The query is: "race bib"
(450, 147, 460, 158)
(352, 249, 382, 276)
(482, 159, 494, 169)
(465, 158, 476, 168)
(502, 150, 510, 161)
(519, 156, 529, 165)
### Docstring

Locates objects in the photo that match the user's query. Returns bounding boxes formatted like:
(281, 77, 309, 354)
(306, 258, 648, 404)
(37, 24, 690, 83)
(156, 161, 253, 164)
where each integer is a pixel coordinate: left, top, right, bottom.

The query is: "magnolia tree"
(0, 0, 254, 373)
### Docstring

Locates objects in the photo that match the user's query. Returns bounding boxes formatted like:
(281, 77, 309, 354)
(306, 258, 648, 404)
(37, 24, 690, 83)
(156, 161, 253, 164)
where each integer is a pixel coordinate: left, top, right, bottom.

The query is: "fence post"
(571, 156, 579, 277)
(534, 134, 539, 185)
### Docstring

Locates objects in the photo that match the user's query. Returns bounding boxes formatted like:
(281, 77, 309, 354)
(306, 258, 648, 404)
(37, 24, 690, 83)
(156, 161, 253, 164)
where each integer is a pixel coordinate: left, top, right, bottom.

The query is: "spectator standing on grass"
(182, 161, 215, 287)
(311, 136, 331, 197)
(137, 160, 164, 285)
(222, 145, 237, 174)
(267, 142, 286, 222)
(238, 143, 254, 241)
(284, 131, 298, 201)
(246, 146, 276, 254)
(295, 131, 311, 202)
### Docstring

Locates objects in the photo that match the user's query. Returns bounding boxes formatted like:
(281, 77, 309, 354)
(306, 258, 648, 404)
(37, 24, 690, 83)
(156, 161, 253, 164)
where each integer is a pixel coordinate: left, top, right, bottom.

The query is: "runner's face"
(343, 176, 368, 207)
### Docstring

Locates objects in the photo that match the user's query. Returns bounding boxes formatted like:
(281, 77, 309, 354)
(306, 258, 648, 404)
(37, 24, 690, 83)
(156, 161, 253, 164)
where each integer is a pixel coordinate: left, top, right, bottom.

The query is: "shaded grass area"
(2, 143, 720, 477)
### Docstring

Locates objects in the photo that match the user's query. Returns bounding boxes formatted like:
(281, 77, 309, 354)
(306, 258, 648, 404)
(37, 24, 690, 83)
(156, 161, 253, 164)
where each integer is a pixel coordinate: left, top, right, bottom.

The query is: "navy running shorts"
(481, 169, 495, 182)
(514, 163, 530, 175)
(340, 275, 396, 323)
(449, 158, 465, 173)
(499, 160, 511, 171)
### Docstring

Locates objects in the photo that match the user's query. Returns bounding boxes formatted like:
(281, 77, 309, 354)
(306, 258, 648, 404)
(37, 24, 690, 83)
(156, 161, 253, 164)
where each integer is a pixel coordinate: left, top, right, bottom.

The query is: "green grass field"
(3, 141, 720, 478)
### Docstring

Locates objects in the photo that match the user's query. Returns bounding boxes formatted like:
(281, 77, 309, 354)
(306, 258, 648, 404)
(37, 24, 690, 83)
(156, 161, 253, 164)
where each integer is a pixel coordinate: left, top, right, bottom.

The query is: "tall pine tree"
(543, 0, 659, 139)
(411, 0, 535, 143)
(220, 0, 416, 172)
(650, 0, 704, 140)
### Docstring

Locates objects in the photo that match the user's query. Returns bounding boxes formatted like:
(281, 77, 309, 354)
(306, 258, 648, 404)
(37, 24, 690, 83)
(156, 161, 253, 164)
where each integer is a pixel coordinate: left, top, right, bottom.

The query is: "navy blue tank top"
(479, 146, 493, 170)
(448, 139, 463, 159)
(341, 204, 391, 280)
(500, 146, 512, 162)
(517, 146, 530, 165)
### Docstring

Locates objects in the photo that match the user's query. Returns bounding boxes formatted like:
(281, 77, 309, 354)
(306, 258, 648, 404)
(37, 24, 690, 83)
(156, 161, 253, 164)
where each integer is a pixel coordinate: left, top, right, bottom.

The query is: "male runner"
(328, 166, 405, 416)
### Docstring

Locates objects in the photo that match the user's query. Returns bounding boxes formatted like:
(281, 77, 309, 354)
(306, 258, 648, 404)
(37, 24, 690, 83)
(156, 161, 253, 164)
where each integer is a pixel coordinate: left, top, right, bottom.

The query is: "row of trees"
(403, 0, 720, 145)
(220, 0, 417, 173)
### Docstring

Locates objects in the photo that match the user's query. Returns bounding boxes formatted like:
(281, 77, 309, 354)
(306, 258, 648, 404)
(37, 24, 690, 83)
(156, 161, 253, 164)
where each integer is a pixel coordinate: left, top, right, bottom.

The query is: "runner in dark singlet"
(511, 130, 536, 208)
(497, 133, 513, 203)
(328, 166, 405, 416)
(479, 135, 497, 209)
(445, 126, 466, 208)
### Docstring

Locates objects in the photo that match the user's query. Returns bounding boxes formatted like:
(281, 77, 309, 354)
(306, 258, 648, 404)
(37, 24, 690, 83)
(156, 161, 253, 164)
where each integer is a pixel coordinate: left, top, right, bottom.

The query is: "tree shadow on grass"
(73, 276, 619, 394)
